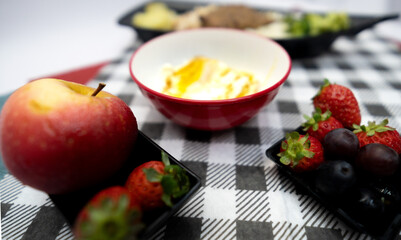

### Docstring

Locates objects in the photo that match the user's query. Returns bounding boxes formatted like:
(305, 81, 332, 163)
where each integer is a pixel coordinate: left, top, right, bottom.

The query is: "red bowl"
(130, 28, 292, 131)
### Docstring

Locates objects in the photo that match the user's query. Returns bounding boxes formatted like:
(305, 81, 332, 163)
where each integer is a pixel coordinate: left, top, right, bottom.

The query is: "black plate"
(50, 131, 201, 240)
(265, 127, 401, 240)
(118, 1, 399, 58)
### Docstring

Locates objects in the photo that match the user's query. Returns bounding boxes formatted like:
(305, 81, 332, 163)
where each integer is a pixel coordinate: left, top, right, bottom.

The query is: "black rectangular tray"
(118, 1, 398, 58)
(265, 127, 401, 240)
(50, 131, 201, 239)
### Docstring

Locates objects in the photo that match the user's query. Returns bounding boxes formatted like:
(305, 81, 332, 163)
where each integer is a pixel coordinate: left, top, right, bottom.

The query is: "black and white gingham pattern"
(1, 30, 401, 240)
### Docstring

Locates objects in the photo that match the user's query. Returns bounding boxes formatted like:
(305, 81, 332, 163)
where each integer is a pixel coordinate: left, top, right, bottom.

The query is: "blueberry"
(323, 128, 359, 162)
(315, 160, 356, 196)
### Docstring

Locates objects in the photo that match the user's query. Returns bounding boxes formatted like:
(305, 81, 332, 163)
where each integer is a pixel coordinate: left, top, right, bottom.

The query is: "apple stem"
(91, 83, 106, 97)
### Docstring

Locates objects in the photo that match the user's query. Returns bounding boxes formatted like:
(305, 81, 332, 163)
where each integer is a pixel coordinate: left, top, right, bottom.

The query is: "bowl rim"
(129, 28, 292, 105)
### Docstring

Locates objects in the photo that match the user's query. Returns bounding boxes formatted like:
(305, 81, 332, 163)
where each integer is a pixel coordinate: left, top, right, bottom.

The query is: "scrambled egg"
(162, 57, 260, 100)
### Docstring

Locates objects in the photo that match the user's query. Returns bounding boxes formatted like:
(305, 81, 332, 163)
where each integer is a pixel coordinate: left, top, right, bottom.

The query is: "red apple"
(0, 78, 138, 194)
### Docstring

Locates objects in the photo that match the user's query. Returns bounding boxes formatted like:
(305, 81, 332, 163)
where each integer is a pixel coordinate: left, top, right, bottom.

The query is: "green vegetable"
(284, 12, 350, 37)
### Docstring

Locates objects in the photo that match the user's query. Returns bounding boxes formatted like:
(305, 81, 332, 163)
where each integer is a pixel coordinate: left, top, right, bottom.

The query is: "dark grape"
(323, 128, 359, 162)
(356, 143, 399, 177)
(315, 160, 356, 196)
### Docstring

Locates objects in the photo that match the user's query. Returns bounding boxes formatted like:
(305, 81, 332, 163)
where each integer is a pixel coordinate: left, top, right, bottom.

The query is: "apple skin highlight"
(0, 79, 138, 194)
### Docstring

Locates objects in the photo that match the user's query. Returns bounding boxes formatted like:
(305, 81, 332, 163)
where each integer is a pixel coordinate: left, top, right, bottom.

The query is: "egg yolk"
(162, 57, 260, 100)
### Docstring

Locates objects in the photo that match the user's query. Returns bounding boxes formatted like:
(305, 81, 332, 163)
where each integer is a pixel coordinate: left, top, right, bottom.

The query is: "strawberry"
(125, 152, 190, 211)
(313, 79, 361, 129)
(73, 186, 143, 240)
(353, 119, 401, 154)
(277, 132, 324, 172)
(301, 108, 343, 142)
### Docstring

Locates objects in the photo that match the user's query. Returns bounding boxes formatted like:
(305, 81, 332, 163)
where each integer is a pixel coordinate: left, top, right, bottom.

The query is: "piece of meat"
(200, 5, 273, 29)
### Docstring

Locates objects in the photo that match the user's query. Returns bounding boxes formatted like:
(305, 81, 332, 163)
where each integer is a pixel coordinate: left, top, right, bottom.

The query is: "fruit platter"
(50, 131, 201, 239)
(266, 79, 401, 239)
(118, 1, 399, 58)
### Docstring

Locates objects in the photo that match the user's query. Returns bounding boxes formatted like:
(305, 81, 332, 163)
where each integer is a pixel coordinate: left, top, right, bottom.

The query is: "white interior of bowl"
(131, 28, 291, 94)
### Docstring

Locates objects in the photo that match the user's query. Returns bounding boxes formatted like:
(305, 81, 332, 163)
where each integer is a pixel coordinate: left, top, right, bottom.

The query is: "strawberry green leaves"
(353, 118, 401, 154)
(278, 132, 314, 167)
(277, 132, 324, 172)
(302, 108, 332, 132)
(143, 152, 190, 207)
(353, 119, 395, 136)
(81, 196, 136, 240)
(74, 186, 143, 240)
(313, 78, 331, 99)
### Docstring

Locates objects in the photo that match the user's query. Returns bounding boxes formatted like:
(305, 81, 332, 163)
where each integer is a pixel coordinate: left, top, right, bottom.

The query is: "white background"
(1, 0, 400, 95)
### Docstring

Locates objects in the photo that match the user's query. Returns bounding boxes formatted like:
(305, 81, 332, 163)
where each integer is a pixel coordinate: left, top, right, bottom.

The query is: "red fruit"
(126, 161, 165, 210)
(125, 152, 190, 211)
(73, 186, 143, 240)
(277, 132, 324, 172)
(313, 79, 361, 129)
(353, 119, 401, 154)
(0, 80, 139, 194)
(302, 108, 343, 142)
(356, 143, 399, 177)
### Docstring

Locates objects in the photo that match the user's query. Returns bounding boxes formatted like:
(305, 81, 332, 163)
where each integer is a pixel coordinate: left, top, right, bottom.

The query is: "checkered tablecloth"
(2, 30, 401, 240)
